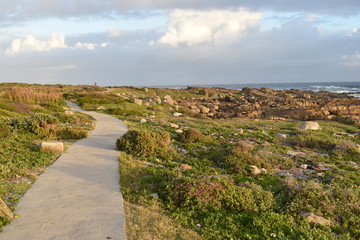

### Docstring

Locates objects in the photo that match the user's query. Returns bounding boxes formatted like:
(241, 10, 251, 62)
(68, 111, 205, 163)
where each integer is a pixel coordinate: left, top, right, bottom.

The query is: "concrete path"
(0, 102, 127, 240)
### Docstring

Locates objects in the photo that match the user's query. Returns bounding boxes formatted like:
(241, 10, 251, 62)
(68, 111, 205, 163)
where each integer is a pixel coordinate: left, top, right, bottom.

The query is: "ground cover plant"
(71, 86, 360, 240)
(0, 83, 95, 228)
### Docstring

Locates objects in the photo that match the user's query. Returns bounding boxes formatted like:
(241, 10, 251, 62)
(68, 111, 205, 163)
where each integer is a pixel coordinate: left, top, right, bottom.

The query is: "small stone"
(173, 112, 183, 117)
(196, 224, 202, 228)
(170, 123, 180, 129)
(151, 193, 159, 198)
(277, 133, 287, 138)
(97, 106, 106, 110)
(300, 164, 308, 169)
(140, 119, 147, 123)
(250, 165, 262, 175)
(179, 164, 192, 171)
(260, 168, 267, 173)
(300, 121, 321, 130)
(176, 129, 183, 134)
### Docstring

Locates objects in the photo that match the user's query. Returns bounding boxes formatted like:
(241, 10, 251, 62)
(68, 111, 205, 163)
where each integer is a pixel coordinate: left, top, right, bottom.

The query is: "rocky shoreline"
(177, 86, 360, 122)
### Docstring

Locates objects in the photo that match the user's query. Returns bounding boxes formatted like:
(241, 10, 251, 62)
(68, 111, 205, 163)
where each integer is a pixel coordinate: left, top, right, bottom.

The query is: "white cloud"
(5, 33, 68, 55)
(157, 9, 262, 46)
(5, 33, 109, 54)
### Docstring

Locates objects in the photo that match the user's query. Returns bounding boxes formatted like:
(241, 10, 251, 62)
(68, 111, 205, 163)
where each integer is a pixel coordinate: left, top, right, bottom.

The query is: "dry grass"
(0, 86, 62, 104)
(124, 200, 202, 240)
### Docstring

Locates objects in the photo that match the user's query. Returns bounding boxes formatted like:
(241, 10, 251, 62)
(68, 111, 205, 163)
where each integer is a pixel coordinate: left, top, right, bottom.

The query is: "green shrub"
(179, 128, 203, 143)
(166, 177, 274, 213)
(116, 129, 175, 160)
(22, 113, 58, 132)
(290, 132, 339, 151)
(219, 142, 267, 174)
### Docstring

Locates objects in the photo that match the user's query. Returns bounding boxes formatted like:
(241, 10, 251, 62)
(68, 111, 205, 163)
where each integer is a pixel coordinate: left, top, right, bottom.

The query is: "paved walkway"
(0, 102, 127, 240)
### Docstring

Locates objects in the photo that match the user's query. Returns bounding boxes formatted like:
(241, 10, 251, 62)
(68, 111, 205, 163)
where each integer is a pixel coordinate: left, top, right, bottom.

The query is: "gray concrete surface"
(0, 101, 127, 240)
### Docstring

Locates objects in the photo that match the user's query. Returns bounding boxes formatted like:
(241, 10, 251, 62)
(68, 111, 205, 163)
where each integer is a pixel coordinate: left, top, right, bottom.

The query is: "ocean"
(152, 81, 360, 98)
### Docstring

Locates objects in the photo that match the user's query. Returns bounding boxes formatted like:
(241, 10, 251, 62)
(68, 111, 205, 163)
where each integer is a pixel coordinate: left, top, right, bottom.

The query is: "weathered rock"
(250, 165, 262, 175)
(134, 99, 143, 106)
(140, 118, 147, 123)
(40, 142, 64, 153)
(97, 106, 106, 110)
(179, 164, 192, 171)
(300, 212, 331, 226)
(0, 198, 14, 220)
(300, 121, 321, 130)
(170, 123, 180, 129)
(173, 112, 183, 117)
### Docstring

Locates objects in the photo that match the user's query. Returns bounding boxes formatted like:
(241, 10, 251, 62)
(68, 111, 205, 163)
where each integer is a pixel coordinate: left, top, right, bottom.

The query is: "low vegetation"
(1, 84, 359, 239)
(72, 86, 359, 240)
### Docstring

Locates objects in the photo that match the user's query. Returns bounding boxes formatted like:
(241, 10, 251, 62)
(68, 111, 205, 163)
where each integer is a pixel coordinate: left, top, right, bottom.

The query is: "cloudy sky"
(0, 1, 359, 86)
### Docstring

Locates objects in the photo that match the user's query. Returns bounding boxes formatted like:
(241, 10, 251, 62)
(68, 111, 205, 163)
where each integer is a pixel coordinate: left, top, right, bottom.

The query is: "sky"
(0, 1, 359, 86)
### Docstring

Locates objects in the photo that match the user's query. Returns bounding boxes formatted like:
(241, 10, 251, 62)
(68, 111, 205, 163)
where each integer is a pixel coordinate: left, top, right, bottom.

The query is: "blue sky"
(0, 1, 359, 86)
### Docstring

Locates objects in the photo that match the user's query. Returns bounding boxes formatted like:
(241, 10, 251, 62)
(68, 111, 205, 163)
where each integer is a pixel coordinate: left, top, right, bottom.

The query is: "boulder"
(179, 164, 192, 171)
(300, 121, 321, 130)
(40, 142, 64, 153)
(300, 212, 331, 226)
(0, 198, 14, 220)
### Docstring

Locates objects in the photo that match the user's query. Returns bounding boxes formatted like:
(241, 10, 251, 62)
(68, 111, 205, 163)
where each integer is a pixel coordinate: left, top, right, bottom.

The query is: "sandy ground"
(0, 102, 127, 240)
